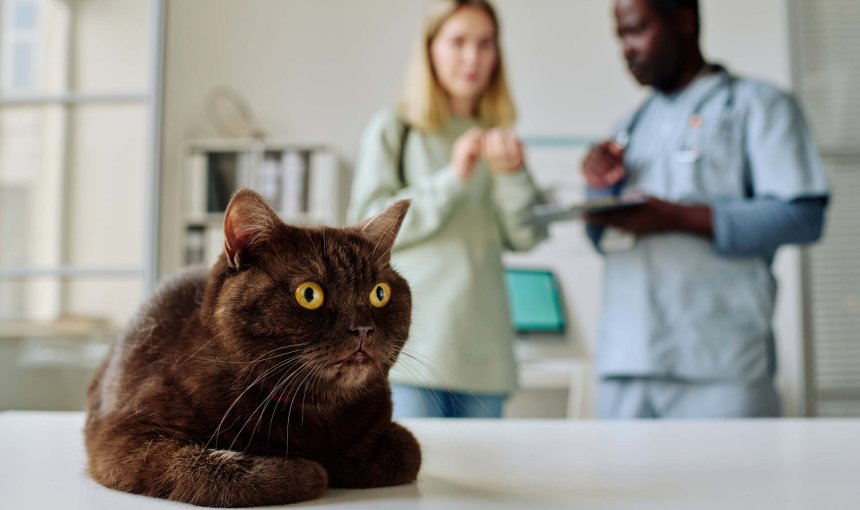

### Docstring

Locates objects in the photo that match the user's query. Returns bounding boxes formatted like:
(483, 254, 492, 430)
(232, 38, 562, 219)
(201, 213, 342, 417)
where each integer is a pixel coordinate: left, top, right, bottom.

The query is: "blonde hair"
(397, 0, 517, 132)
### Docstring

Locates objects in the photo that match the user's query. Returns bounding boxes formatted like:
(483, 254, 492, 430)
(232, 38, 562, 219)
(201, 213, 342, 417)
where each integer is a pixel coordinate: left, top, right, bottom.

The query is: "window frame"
(0, 0, 164, 300)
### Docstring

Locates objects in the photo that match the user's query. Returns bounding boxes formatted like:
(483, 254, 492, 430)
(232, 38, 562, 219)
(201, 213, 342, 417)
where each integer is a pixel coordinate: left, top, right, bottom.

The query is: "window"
(2, 0, 39, 91)
(0, 0, 163, 410)
(791, 0, 860, 417)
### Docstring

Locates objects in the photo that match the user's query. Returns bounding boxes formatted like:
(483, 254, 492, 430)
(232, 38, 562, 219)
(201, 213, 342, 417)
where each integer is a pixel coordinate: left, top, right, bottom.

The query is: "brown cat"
(84, 189, 420, 507)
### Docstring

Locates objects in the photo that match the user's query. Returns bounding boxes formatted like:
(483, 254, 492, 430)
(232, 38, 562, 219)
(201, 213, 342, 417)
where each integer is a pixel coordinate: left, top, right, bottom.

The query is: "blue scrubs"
(591, 68, 829, 418)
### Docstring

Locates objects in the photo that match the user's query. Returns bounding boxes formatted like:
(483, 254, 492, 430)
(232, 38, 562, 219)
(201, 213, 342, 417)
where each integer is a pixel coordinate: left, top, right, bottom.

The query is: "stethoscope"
(614, 65, 736, 165)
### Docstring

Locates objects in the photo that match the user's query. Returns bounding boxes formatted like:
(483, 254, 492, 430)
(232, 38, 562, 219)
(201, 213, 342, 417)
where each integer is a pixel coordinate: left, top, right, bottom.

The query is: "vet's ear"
(675, 7, 698, 38)
(223, 188, 281, 269)
(354, 200, 411, 259)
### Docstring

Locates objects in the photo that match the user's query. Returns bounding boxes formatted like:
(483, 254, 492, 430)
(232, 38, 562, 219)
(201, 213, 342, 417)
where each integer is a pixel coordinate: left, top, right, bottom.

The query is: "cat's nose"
(349, 326, 374, 338)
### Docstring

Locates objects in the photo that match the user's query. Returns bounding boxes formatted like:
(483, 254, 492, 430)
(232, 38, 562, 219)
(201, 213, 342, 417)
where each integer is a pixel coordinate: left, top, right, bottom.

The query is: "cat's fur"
(84, 189, 420, 507)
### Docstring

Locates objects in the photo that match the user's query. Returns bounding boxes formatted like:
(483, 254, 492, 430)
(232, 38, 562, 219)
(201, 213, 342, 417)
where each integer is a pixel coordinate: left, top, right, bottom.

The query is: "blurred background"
(0, 0, 857, 418)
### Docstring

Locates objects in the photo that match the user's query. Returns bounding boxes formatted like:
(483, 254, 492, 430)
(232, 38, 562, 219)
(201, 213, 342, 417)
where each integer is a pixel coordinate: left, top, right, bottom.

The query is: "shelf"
(184, 138, 328, 153)
(180, 139, 345, 267)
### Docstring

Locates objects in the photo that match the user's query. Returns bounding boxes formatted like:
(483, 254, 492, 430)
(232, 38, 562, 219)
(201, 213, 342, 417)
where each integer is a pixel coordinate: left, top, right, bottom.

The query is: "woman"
(348, 0, 546, 418)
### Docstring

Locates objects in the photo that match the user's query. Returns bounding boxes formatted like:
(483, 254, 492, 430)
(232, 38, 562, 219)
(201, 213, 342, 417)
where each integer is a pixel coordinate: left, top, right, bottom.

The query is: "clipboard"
(523, 194, 647, 227)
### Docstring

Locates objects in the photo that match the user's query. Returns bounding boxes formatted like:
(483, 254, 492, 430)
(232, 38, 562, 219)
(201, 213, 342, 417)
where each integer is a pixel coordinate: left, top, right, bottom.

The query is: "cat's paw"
(326, 422, 422, 488)
(159, 447, 329, 507)
(249, 455, 328, 505)
(387, 423, 422, 484)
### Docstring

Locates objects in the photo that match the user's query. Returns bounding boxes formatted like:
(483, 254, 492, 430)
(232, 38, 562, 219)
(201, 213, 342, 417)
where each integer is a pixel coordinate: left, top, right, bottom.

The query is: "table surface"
(1, 411, 858, 509)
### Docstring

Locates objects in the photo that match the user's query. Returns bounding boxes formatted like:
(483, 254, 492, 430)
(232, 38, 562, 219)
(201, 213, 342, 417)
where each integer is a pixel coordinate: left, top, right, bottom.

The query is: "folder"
(522, 194, 647, 227)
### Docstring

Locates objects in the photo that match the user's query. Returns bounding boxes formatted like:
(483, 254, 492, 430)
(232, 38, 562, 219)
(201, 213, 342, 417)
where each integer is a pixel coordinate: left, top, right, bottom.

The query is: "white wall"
(159, 0, 806, 415)
(159, 0, 424, 275)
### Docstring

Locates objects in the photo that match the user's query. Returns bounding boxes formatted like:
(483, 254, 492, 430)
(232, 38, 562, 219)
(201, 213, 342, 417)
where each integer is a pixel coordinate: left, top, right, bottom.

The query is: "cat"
(84, 188, 420, 507)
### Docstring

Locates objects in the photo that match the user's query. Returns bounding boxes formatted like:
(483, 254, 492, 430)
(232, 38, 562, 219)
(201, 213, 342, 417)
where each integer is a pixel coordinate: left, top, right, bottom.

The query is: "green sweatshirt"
(348, 110, 547, 393)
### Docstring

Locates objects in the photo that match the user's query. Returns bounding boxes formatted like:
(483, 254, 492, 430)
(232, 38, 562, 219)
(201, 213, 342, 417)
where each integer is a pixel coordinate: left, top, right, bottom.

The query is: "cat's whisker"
(402, 349, 496, 417)
(276, 354, 322, 430)
(384, 349, 448, 418)
(453, 388, 494, 416)
(246, 361, 311, 454)
(228, 358, 314, 455)
(265, 357, 313, 446)
(178, 334, 220, 365)
(197, 343, 310, 366)
(302, 356, 328, 411)
(397, 347, 464, 392)
(397, 348, 442, 377)
(246, 370, 295, 453)
(297, 363, 321, 425)
(263, 371, 295, 447)
(265, 359, 316, 447)
(370, 356, 387, 383)
(282, 361, 320, 456)
(202, 354, 305, 456)
(396, 370, 447, 418)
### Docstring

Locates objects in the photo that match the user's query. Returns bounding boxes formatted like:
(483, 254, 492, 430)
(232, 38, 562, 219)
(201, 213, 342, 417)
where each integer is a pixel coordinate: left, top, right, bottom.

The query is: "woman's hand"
(483, 128, 524, 175)
(452, 127, 485, 181)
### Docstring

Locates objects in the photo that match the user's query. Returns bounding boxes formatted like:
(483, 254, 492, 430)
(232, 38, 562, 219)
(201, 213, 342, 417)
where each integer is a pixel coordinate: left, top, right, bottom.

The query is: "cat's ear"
(223, 188, 281, 269)
(355, 200, 411, 259)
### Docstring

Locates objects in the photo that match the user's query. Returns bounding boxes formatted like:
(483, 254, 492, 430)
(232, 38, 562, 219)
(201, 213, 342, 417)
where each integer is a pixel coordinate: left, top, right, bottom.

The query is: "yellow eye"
(295, 282, 324, 310)
(370, 282, 391, 308)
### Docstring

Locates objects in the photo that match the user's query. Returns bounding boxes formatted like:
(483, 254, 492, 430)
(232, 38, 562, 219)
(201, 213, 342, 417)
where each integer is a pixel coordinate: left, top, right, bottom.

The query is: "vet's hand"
(585, 196, 714, 238)
(483, 128, 524, 175)
(451, 128, 485, 182)
(582, 141, 625, 188)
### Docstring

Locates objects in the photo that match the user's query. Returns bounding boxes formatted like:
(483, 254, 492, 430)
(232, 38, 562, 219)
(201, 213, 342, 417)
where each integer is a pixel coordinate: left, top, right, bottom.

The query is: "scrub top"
(597, 68, 829, 382)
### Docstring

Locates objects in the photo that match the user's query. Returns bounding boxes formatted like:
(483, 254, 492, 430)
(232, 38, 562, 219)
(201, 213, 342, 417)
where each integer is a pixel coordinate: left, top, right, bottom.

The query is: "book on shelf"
(279, 150, 307, 219)
(256, 154, 282, 211)
(187, 154, 207, 223)
(307, 150, 339, 225)
(182, 140, 343, 266)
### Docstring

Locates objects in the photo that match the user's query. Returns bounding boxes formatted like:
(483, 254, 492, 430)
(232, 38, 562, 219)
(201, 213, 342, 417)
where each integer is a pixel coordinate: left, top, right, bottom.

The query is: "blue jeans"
(391, 384, 507, 418)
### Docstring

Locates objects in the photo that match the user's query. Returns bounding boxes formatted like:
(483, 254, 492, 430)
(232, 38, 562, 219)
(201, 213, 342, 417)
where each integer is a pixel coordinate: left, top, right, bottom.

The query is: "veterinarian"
(583, 0, 830, 418)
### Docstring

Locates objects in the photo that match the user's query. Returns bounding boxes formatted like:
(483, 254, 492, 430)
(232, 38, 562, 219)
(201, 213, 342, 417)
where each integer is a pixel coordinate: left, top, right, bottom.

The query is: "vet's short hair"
(649, 0, 700, 35)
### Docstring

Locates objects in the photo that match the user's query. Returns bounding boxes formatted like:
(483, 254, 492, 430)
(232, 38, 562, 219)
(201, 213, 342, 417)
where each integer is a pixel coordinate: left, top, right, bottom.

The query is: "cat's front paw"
(327, 422, 422, 488)
(250, 456, 329, 505)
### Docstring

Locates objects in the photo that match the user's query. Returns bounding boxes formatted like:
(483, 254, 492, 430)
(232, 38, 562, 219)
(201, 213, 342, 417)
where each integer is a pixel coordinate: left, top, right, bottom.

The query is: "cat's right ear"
(354, 200, 411, 259)
(223, 188, 280, 269)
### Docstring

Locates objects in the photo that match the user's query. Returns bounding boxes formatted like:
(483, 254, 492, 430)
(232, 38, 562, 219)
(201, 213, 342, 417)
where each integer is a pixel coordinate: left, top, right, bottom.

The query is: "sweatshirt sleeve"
(491, 169, 548, 251)
(347, 111, 468, 249)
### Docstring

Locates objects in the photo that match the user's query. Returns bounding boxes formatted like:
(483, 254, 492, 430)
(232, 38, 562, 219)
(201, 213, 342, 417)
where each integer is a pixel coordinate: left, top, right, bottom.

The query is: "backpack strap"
(397, 120, 411, 188)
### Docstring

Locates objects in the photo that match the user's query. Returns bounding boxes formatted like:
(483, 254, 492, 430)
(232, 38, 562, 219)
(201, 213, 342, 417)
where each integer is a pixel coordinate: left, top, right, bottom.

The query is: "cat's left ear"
(223, 188, 281, 269)
(354, 200, 411, 259)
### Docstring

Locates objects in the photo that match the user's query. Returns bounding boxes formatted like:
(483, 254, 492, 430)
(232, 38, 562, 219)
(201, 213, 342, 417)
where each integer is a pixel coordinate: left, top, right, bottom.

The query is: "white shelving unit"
(180, 138, 344, 267)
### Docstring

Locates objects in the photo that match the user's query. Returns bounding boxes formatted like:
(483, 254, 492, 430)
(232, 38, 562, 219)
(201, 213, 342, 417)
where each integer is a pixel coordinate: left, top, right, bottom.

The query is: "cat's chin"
(330, 351, 378, 389)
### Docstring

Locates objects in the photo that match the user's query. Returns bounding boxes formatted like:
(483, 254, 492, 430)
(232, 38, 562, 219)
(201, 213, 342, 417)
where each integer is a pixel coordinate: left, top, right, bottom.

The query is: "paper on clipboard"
(522, 194, 647, 227)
